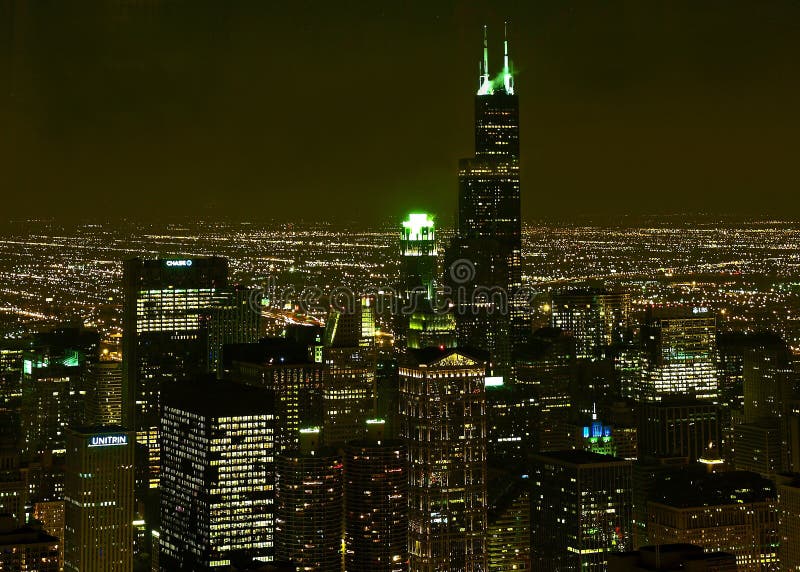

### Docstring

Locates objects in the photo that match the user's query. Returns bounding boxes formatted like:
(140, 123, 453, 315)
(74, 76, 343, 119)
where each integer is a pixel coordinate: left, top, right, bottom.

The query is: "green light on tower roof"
(402, 213, 435, 242)
(477, 25, 493, 95)
(476, 23, 515, 96)
(503, 21, 514, 95)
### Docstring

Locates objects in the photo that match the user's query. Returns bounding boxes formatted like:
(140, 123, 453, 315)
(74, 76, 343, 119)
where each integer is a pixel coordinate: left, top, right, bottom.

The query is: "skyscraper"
(399, 347, 488, 572)
(743, 336, 791, 424)
(638, 307, 718, 401)
(550, 287, 631, 361)
(21, 343, 85, 458)
(224, 337, 324, 452)
(206, 284, 262, 376)
(344, 428, 408, 572)
(122, 256, 228, 490)
(450, 24, 524, 381)
(274, 428, 343, 572)
(647, 470, 778, 571)
(64, 426, 135, 572)
(85, 359, 123, 426)
(638, 398, 721, 462)
(322, 300, 377, 445)
(400, 213, 438, 304)
(530, 450, 633, 571)
(486, 475, 530, 572)
(159, 379, 276, 571)
(398, 213, 456, 351)
(777, 475, 800, 570)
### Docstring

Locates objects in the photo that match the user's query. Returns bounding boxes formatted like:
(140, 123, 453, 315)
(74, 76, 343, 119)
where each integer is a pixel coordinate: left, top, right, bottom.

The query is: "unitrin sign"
(88, 434, 129, 448)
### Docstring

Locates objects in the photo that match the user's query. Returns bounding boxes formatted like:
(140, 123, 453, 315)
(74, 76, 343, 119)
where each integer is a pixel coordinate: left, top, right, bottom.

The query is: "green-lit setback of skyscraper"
(400, 212, 437, 303)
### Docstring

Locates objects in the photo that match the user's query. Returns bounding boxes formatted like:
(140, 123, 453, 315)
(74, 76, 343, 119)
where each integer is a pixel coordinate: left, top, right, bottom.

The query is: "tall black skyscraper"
(122, 257, 228, 489)
(450, 25, 523, 381)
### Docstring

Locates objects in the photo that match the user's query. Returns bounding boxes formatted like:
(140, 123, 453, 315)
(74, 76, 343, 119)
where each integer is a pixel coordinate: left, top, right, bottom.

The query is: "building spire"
(477, 25, 493, 96)
(503, 21, 514, 95)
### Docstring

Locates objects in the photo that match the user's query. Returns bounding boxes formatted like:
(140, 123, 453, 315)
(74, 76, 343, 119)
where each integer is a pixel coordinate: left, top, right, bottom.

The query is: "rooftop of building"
(162, 377, 275, 417)
(532, 449, 627, 466)
(717, 330, 787, 350)
(405, 346, 489, 367)
(651, 469, 775, 508)
(69, 424, 129, 436)
(646, 305, 713, 319)
(0, 516, 58, 546)
(223, 337, 314, 367)
(611, 544, 737, 569)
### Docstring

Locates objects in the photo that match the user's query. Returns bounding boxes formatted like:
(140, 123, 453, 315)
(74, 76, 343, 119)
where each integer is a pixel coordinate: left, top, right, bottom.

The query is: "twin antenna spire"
(478, 22, 515, 96)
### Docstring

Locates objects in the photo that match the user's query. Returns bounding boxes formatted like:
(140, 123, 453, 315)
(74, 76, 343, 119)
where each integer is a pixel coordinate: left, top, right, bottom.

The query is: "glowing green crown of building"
(402, 213, 435, 242)
(477, 22, 515, 96)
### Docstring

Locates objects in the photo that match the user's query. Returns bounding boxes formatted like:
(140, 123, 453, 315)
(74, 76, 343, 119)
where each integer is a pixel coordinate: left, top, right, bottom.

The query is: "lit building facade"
(159, 380, 276, 570)
(647, 471, 778, 571)
(743, 338, 791, 424)
(639, 399, 721, 462)
(344, 436, 408, 572)
(33, 501, 65, 570)
(21, 352, 81, 458)
(734, 419, 782, 477)
(322, 302, 377, 445)
(122, 256, 228, 490)
(513, 329, 576, 452)
(274, 428, 343, 572)
(639, 307, 718, 401)
(206, 285, 261, 375)
(486, 476, 529, 572)
(551, 288, 631, 360)
(225, 338, 324, 452)
(777, 476, 800, 570)
(64, 426, 134, 572)
(530, 450, 633, 571)
(399, 347, 488, 572)
(85, 360, 123, 426)
(0, 424, 27, 527)
(0, 516, 60, 572)
(608, 544, 738, 572)
(400, 213, 438, 303)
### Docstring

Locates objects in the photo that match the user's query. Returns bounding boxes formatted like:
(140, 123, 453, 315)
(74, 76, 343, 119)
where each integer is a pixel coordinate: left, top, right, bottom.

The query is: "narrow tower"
(450, 24, 524, 384)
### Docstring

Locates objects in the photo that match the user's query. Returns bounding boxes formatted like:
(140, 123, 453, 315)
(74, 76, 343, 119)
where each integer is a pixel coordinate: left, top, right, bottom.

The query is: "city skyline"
(1, 3, 800, 571)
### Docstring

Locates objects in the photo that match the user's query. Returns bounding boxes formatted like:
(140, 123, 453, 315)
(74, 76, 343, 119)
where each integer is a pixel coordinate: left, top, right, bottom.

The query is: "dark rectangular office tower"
(159, 379, 276, 571)
(530, 450, 633, 571)
(639, 399, 721, 462)
(64, 426, 135, 572)
(122, 257, 228, 490)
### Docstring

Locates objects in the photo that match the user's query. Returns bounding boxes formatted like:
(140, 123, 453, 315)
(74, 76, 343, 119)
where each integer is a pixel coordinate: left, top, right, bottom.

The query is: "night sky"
(2, 0, 799, 224)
